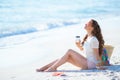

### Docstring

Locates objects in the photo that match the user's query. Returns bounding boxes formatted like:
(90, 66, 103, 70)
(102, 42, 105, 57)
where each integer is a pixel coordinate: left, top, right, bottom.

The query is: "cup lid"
(76, 36, 80, 38)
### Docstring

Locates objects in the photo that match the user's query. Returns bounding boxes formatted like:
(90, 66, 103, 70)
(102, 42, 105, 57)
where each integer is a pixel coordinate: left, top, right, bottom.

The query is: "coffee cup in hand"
(75, 36, 80, 43)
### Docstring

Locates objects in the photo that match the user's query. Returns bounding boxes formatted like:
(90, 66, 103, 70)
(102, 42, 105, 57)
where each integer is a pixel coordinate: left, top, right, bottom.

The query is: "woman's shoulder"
(90, 36, 99, 42)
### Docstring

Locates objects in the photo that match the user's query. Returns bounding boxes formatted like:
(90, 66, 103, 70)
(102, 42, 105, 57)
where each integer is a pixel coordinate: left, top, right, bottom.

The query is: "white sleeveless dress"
(83, 36, 99, 69)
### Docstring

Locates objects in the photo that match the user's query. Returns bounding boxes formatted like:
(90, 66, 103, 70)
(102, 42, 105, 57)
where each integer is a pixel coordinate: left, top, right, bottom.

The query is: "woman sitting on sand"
(36, 19, 105, 72)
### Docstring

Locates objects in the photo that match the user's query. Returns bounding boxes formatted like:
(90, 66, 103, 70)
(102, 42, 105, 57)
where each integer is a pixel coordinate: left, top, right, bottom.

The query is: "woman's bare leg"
(36, 59, 58, 72)
(45, 49, 88, 72)
(67, 50, 88, 69)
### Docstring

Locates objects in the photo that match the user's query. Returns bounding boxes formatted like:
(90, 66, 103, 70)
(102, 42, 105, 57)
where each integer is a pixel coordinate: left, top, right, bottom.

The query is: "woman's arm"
(76, 42, 84, 51)
(93, 48, 101, 61)
(93, 48, 106, 70)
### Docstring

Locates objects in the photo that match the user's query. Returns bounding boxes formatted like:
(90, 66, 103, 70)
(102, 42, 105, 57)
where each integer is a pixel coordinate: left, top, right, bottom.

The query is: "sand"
(0, 17, 120, 80)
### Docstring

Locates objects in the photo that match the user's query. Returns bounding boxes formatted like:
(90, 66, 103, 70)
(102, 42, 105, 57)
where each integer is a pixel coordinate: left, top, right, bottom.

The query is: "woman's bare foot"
(36, 69, 43, 72)
(44, 67, 57, 72)
(36, 66, 49, 72)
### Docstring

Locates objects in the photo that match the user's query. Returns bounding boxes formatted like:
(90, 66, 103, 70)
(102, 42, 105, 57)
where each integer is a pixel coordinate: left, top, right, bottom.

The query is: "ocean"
(0, 0, 120, 47)
(1, 0, 120, 69)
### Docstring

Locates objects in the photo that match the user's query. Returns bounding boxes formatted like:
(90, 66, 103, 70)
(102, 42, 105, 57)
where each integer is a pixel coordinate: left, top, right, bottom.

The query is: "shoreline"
(0, 16, 120, 80)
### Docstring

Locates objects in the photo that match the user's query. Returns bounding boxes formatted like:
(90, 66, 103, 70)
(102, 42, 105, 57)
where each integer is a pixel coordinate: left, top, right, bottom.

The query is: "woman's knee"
(68, 49, 74, 52)
(66, 49, 74, 55)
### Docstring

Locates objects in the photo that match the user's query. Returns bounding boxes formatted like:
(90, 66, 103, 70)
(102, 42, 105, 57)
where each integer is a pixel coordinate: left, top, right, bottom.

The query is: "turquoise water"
(0, 0, 120, 38)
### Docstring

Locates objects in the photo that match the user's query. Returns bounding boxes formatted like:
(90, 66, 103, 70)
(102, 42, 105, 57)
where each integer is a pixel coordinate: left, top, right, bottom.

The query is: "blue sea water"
(0, 0, 120, 68)
(0, 0, 120, 38)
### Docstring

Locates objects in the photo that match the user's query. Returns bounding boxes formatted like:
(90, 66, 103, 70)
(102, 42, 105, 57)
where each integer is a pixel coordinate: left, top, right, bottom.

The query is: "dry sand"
(0, 17, 120, 80)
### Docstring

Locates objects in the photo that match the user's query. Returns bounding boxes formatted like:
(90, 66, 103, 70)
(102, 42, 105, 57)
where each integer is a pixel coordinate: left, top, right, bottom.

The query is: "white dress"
(83, 36, 99, 69)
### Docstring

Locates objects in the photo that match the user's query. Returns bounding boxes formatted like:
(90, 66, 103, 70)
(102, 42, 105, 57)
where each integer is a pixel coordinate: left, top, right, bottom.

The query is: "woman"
(36, 19, 105, 72)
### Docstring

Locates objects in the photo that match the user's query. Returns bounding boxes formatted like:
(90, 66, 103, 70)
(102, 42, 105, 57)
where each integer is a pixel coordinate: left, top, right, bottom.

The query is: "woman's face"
(84, 20, 94, 33)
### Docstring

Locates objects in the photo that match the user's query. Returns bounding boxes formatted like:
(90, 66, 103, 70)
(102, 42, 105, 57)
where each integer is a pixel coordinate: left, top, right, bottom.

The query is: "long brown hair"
(82, 19, 104, 56)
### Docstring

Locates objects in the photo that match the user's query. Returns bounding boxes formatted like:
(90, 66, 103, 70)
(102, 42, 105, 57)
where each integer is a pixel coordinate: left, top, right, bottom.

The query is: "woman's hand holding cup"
(75, 36, 83, 50)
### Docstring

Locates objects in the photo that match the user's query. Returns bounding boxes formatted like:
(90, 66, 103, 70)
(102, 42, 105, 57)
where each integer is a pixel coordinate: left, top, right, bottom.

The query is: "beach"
(0, 16, 120, 80)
